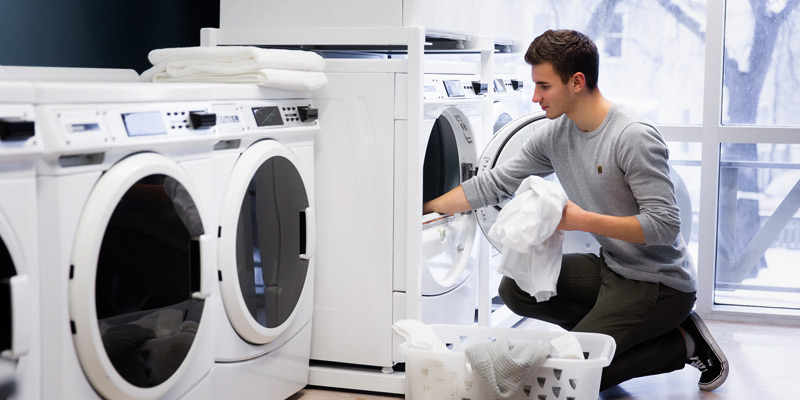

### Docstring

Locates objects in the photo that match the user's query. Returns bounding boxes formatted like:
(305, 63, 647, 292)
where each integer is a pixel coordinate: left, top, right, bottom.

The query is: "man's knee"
(497, 276, 531, 314)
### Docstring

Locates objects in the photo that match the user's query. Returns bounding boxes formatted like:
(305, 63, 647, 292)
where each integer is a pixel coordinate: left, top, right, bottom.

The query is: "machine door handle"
(0, 119, 35, 141)
(189, 112, 217, 129)
(297, 106, 318, 122)
(471, 81, 488, 95)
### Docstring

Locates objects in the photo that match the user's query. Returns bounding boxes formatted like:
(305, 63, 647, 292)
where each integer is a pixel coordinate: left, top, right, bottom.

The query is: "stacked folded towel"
(140, 46, 328, 91)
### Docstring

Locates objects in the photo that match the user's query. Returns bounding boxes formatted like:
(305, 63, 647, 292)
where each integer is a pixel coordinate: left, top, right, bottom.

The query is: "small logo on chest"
(597, 166, 603, 174)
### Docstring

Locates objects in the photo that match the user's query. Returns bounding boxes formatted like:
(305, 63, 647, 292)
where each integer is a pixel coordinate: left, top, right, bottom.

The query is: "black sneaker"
(681, 311, 729, 391)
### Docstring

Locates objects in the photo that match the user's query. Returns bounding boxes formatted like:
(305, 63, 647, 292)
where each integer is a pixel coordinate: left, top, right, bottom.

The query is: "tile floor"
(291, 317, 799, 400)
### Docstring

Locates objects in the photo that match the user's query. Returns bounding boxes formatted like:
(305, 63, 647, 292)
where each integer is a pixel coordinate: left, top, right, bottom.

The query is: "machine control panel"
(210, 101, 318, 136)
(494, 78, 524, 93)
(39, 102, 219, 153)
(424, 75, 487, 100)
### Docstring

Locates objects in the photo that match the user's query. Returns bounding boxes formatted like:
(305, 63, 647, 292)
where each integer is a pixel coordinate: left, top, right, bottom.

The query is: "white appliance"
(476, 112, 695, 327)
(34, 78, 224, 400)
(0, 75, 41, 400)
(490, 66, 527, 137)
(219, 0, 525, 46)
(308, 58, 489, 393)
(206, 92, 317, 399)
(477, 64, 531, 326)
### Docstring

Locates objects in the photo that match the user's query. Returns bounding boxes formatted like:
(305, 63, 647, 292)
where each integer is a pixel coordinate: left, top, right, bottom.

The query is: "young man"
(423, 29, 728, 391)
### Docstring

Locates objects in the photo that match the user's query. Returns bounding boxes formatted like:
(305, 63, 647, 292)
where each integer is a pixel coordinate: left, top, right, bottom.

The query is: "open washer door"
(69, 152, 212, 400)
(420, 107, 479, 296)
(217, 139, 314, 345)
(474, 112, 551, 252)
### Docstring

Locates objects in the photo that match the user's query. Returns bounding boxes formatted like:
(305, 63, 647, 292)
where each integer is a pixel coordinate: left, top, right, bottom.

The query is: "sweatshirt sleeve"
(617, 123, 682, 246)
(463, 130, 555, 209)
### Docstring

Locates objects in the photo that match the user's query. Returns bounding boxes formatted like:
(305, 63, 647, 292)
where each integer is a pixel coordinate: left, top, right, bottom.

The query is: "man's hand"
(556, 200, 585, 231)
(556, 200, 646, 244)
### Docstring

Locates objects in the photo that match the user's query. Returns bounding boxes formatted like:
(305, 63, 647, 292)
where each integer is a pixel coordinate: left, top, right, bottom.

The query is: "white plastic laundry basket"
(400, 324, 616, 400)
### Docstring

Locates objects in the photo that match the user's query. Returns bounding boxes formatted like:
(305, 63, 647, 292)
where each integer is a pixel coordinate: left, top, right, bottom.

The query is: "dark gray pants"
(497, 253, 696, 390)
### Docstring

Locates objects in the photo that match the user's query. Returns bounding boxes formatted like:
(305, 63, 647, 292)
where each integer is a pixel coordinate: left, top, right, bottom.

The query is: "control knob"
(297, 106, 318, 122)
(0, 119, 35, 141)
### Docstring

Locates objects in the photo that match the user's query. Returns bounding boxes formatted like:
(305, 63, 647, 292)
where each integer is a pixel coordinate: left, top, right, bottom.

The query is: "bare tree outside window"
(531, 0, 800, 309)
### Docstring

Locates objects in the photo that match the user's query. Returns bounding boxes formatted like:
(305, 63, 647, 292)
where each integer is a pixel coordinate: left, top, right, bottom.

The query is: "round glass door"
(218, 139, 312, 345)
(69, 153, 208, 400)
(421, 107, 478, 295)
(94, 174, 203, 387)
(0, 237, 14, 355)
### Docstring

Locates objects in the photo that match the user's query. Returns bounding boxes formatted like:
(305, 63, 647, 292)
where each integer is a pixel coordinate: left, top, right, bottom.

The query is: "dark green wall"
(0, 0, 219, 74)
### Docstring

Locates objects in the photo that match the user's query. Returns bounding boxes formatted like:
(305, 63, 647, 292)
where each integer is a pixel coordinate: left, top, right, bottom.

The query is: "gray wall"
(0, 0, 219, 73)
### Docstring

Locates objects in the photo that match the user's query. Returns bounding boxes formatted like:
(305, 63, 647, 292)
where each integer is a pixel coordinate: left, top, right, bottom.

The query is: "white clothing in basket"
(488, 175, 567, 301)
(391, 319, 447, 351)
(465, 339, 551, 399)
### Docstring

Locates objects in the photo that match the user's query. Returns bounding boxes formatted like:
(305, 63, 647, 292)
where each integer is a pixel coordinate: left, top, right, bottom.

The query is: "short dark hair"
(525, 29, 599, 91)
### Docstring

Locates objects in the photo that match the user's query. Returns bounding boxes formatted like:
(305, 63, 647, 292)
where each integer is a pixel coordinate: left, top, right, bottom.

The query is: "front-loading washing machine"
(34, 78, 221, 400)
(490, 65, 527, 136)
(0, 74, 42, 400)
(309, 58, 488, 393)
(205, 91, 317, 400)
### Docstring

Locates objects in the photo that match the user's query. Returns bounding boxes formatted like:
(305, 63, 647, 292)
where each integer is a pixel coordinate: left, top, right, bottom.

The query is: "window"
(716, 143, 800, 309)
(722, 1, 800, 127)
(529, 0, 706, 124)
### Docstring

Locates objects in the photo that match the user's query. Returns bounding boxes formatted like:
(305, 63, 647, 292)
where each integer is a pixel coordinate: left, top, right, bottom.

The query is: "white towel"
(489, 176, 567, 302)
(142, 46, 324, 78)
(147, 68, 329, 91)
(392, 319, 447, 351)
(140, 46, 328, 91)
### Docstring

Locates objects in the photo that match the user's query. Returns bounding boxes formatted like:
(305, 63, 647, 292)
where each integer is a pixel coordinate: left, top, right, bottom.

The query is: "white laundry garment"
(392, 319, 447, 351)
(549, 333, 584, 360)
(488, 175, 567, 302)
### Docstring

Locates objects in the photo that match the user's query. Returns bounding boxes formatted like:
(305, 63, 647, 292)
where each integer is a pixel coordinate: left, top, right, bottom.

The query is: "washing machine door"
(217, 139, 314, 345)
(421, 106, 479, 295)
(0, 232, 30, 360)
(69, 152, 211, 400)
(474, 112, 571, 252)
(492, 101, 515, 135)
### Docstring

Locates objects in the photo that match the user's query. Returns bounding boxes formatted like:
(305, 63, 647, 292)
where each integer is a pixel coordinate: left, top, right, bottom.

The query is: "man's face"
(531, 62, 574, 119)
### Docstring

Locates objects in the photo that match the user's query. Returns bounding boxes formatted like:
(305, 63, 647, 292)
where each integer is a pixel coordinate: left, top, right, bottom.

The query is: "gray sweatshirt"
(463, 104, 697, 293)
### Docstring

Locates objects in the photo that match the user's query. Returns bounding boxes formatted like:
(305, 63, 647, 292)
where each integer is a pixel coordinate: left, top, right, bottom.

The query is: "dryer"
(34, 79, 221, 400)
(0, 76, 42, 400)
(309, 58, 488, 392)
(206, 92, 317, 400)
(220, 0, 523, 45)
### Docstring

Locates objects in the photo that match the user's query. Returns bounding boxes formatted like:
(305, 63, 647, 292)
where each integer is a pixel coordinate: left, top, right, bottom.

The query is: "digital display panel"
(122, 112, 167, 137)
(252, 106, 284, 127)
(494, 79, 507, 92)
(443, 80, 465, 97)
